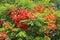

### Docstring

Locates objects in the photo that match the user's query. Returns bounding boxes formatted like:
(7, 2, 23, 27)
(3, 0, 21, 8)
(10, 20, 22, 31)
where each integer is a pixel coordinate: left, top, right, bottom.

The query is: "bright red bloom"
(47, 23, 56, 30)
(9, 8, 35, 30)
(9, 8, 35, 22)
(18, 9, 35, 20)
(12, 15, 17, 21)
(48, 14, 56, 20)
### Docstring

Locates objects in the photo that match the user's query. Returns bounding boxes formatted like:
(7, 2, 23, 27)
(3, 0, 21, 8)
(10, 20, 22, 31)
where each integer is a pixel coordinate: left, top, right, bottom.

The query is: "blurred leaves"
(34, 36, 50, 40)
(0, 0, 60, 40)
(16, 31, 27, 37)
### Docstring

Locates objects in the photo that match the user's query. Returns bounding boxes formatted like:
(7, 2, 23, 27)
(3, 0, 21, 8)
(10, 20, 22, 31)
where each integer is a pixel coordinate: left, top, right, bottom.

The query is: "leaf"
(34, 37, 41, 40)
(0, 27, 5, 31)
(44, 0, 50, 3)
(54, 10, 60, 17)
(17, 31, 27, 37)
(44, 36, 51, 40)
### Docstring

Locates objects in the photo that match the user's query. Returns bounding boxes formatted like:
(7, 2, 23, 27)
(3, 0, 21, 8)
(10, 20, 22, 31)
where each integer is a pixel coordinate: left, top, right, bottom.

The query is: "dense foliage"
(0, 0, 60, 40)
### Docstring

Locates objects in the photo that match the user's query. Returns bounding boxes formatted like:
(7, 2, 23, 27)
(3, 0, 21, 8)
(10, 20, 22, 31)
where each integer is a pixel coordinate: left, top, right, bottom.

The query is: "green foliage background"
(0, 0, 60, 40)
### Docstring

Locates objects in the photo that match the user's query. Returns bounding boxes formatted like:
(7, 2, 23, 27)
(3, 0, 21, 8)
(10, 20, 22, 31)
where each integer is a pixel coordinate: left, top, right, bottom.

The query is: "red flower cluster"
(10, 8, 35, 22)
(45, 14, 56, 30)
(33, 5, 55, 13)
(33, 4, 46, 13)
(44, 14, 56, 30)
(48, 6, 55, 13)
(47, 23, 56, 30)
(0, 32, 8, 40)
(47, 14, 56, 21)
(9, 8, 35, 30)
(44, 14, 56, 21)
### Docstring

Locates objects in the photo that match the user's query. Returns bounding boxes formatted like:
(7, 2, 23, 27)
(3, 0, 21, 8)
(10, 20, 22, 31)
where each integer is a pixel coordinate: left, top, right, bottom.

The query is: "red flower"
(22, 23, 28, 30)
(10, 12, 16, 17)
(33, 5, 41, 13)
(44, 14, 57, 21)
(16, 22, 28, 30)
(33, 4, 46, 13)
(2, 33, 8, 39)
(44, 29, 50, 36)
(16, 22, 23, 27)
(16, 15, 21, 22)
(0, 20, 3, 26)
(12, 15, 17, 21)
(0, 32, 8, 39)
(44, 29, 47, 32)
(47, 23, 56, 30)
(18, 9, 25, 14)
